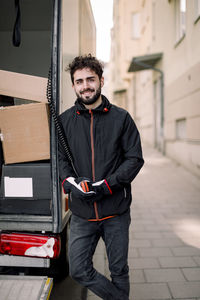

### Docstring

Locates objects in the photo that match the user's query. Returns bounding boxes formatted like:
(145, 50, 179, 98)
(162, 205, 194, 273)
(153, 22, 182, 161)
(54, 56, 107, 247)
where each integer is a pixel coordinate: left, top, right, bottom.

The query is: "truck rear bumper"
(0, 255, 50, 268)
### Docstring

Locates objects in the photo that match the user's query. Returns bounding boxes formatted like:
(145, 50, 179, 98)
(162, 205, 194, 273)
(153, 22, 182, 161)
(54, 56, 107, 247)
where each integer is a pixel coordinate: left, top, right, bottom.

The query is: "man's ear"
(100, 77, 104, 88)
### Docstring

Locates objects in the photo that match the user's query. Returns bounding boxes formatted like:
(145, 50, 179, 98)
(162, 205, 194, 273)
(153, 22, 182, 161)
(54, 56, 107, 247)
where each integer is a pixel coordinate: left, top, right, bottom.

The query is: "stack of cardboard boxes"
(0, 70, 50, 164)
(0, 70, 52, 215)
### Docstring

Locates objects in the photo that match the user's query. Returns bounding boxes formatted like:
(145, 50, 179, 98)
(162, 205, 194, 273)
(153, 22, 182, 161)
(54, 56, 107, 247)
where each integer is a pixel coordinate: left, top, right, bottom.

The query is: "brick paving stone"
(172, 232, 200, 249)
(129, 258, 160, 269)
(162, 232, 183, 239)
(193, 257, 200, 266)
(159, 257, 197, 268)
(152, 238, 184, 247)
(130, 223, 145, 232)
(130, 269, 146, 283)
(131, 219, 155, 225)
(182, 268, 200, 281)
(172, 246, 200, 256)
(132, 232, 163, 239)
(128, 248, 139, 258)
(131, 283, 171, 299)
(144, 268, 186, 282)
(130, 239, 151, 248)
(137, 213, 165, 220)
(168, 282, 200, 298)
(138, 247, 173, 257)
(144, 224, 173, 232)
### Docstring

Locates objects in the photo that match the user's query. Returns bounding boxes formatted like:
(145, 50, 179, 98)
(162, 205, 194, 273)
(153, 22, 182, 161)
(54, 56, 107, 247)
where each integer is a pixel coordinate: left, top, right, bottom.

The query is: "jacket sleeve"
(58, 112, 78, 182)
(58, 141, 77, 182)
(58, 119, 77, 182)
(106, 112, 144, 190)
(58, 145, 77, 181)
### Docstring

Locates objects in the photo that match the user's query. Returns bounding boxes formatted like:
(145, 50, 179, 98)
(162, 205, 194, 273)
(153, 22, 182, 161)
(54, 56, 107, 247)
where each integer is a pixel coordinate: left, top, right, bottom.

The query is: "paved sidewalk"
(87, 145, 200, 300)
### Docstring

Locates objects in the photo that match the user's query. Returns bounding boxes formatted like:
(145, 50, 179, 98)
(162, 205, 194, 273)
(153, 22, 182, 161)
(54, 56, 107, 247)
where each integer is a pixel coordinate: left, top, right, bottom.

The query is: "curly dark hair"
(67, 54, 104, 84)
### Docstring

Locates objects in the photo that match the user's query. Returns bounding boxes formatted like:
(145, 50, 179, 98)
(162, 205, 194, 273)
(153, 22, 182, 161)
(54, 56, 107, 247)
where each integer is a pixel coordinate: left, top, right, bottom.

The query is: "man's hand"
(89, 179, 112, 201)
(62, 177, 112, 202)
(62, 177, 95, 200)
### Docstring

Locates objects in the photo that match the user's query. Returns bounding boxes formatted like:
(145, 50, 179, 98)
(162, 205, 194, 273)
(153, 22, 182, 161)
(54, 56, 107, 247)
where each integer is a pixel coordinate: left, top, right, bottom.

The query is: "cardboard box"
(0, 70, 48, 103)
(0, 103, 50, 164)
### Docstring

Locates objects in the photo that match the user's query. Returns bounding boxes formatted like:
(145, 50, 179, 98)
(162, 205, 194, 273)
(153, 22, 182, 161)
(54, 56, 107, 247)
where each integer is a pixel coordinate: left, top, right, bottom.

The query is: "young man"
(59, 54, 144, 300)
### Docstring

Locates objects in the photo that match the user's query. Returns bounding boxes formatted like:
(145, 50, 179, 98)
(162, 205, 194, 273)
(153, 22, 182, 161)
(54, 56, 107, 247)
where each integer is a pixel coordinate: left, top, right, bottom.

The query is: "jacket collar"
(75, 95, 111, 114)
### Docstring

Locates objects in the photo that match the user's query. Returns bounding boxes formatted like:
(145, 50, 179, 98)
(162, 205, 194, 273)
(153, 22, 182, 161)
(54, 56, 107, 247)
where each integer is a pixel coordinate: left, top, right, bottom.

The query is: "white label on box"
(4, 176, 33, 197)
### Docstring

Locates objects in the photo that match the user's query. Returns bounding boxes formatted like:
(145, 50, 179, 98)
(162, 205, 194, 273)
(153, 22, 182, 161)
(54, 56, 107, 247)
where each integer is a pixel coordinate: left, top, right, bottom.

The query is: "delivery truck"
(0, 0, 70, 284)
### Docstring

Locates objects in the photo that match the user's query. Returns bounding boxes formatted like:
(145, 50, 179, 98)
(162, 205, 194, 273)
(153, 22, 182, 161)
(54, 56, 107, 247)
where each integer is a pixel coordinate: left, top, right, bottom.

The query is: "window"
(175, 0, 186, 44)
(132, 13, 140, 39)
(194, 0, 200, 23)
(176, 118, 186, 140)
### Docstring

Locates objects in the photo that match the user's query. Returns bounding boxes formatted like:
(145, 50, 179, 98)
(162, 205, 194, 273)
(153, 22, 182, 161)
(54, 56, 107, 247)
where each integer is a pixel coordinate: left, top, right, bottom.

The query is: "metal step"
(0, 275, 53, 300)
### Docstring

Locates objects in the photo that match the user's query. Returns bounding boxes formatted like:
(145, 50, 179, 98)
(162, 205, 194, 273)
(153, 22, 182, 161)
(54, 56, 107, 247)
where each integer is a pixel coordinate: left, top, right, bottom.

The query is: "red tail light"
(0, 232, 61, 259)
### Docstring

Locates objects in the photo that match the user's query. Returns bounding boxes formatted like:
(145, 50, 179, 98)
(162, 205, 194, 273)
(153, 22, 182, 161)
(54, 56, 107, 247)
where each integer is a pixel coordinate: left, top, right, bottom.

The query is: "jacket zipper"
(124, 187, 127, 198)
(89, 109, 99, 220)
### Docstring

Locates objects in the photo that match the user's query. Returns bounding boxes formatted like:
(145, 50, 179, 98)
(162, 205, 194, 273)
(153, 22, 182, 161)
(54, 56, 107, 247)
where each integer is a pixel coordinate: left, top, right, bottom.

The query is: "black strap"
(12, 0, 21, 47)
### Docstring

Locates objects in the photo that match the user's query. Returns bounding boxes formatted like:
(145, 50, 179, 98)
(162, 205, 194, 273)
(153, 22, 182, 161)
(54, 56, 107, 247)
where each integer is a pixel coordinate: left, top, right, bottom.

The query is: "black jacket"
(58, 95, 144, 220)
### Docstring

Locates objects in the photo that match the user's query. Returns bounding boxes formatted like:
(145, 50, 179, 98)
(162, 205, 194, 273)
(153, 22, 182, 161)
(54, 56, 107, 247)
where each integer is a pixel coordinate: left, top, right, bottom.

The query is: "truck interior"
(0, 0, 70, 280)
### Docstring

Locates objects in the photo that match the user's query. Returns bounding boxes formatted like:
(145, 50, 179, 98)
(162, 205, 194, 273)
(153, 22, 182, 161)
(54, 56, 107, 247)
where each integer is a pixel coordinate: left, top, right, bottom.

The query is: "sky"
(90, 0, 113, 62)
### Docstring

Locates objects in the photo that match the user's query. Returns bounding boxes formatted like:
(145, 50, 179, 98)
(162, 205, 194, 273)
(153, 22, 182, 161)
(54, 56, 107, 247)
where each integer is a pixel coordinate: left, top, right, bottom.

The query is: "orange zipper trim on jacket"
(88, 215, 117, 222)
(89, 109, 99, 220)
(90, 110, 95, 181)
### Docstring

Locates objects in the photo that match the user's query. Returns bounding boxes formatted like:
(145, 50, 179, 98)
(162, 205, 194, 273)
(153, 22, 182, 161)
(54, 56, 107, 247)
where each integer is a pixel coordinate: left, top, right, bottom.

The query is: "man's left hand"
(90, 179, 112, 201)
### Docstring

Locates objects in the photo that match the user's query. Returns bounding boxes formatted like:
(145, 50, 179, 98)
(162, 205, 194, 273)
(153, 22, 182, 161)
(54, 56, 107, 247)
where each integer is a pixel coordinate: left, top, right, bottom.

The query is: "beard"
(76, 85, 102, 106)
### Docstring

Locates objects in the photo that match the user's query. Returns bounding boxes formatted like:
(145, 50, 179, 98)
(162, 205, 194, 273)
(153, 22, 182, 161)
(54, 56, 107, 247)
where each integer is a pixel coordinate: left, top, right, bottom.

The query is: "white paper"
(67, 177, 95, 194)
(4, 176, 33, 197)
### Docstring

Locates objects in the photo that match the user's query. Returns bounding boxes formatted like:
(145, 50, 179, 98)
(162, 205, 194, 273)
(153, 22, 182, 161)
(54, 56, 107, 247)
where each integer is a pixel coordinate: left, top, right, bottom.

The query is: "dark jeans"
(68, 210, 131, 300)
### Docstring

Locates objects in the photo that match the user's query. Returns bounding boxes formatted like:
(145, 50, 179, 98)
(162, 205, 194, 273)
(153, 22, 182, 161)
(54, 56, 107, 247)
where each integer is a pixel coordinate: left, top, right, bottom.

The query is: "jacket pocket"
(100, 185, 131, 218)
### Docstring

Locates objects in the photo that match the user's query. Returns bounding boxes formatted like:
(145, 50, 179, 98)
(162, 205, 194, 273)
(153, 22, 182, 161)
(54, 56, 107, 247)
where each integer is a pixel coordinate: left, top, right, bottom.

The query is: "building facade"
(109, 0, 200, 177)
(61, 0, 96, 111)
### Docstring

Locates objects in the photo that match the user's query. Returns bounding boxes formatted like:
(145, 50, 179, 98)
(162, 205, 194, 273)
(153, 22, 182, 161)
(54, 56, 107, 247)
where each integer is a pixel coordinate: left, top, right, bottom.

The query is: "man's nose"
(83, 80, 90, 89)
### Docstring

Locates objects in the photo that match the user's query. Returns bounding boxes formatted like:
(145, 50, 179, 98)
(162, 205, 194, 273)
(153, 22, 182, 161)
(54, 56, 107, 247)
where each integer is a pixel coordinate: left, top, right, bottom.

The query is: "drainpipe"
(133, 60, 165, 154)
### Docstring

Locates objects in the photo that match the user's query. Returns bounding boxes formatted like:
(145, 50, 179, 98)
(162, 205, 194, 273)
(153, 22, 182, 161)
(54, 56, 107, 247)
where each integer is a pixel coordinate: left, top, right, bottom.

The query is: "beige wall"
(152, 0, 200, 177)
(61, 0, 96, 112)
(110, 0, 200, 177)
(110, 0, 153, 110)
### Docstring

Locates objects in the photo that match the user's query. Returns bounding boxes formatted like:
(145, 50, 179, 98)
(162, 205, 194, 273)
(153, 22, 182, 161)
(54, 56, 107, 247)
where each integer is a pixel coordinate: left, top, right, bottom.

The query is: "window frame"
(174, 0, 186, 47)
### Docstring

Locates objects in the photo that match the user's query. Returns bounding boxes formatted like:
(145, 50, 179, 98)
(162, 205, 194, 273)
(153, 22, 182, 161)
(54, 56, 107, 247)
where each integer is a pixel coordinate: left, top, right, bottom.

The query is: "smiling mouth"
(81, 89, 94, 95)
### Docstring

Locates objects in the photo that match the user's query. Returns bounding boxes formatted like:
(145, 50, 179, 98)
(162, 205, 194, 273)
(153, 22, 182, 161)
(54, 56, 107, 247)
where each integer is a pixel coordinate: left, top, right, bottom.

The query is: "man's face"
(72, 68, 104, 105)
